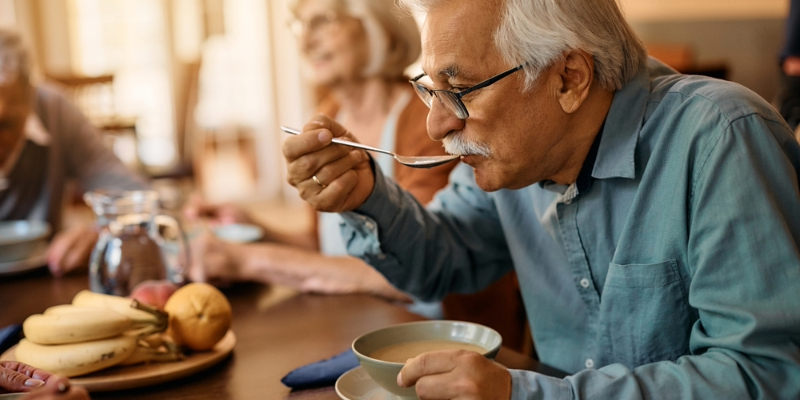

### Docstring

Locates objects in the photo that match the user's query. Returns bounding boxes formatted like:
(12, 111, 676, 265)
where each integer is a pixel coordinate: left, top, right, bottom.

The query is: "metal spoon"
(280, 126, 460, 169)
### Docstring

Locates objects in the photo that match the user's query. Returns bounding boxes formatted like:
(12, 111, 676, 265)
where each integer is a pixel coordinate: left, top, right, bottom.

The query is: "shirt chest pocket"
(597, 259, 693, 369)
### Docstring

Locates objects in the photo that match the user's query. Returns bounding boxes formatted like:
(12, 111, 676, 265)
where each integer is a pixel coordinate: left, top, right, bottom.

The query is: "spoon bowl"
(280, 126, 459, 169)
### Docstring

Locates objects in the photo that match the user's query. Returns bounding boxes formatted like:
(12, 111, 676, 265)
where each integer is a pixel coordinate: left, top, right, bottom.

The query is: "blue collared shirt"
(341, 59, 800, 399)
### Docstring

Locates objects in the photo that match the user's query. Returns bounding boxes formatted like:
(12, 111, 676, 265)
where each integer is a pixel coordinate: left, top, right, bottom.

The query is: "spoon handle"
(280, 126, 395, 157)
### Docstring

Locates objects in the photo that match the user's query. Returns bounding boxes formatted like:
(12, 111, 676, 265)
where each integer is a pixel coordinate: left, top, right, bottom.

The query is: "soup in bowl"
(351, 321, 502, 398)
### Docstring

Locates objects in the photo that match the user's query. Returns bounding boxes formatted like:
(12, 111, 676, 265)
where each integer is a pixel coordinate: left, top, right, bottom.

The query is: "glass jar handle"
(153, 214, 190, 285)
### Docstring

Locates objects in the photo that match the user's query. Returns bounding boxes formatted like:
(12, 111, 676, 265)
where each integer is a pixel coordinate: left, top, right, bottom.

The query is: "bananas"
(72, 290, 161, 324)
(16, 290, 178, 378)
(15, 335, 137, 377)
(23, 309, 135, 345)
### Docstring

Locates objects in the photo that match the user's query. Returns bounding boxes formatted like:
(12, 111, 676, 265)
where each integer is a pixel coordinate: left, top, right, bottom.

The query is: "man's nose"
(426, 98, 465, 142)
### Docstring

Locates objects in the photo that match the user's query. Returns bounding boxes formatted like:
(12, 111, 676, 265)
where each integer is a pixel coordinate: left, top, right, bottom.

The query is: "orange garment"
(314, 88, 530, 353)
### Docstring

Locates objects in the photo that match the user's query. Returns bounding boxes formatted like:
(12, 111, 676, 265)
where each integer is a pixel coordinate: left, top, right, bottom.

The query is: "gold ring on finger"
(312, 175, 327, 189)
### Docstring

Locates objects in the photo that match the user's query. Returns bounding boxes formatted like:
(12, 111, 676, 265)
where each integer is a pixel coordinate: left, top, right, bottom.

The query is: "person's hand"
(187, 232, 242, 285)
(0, 361, 88, 399)
(397, 350, 512, 400)
(46, 223, 98, 277)
(183, 193, 254, 226)
(283, 115, 374, 212)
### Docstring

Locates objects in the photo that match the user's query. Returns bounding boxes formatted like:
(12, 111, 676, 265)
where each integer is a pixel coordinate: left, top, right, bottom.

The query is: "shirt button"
(579, 278, 590, 288)
(377, 254, 386, 260)
(585, 358, 594, 369)
(365, 222, 375, 230)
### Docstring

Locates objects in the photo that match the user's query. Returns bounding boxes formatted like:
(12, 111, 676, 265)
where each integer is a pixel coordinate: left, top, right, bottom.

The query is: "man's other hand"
(398, 350, 512, 400)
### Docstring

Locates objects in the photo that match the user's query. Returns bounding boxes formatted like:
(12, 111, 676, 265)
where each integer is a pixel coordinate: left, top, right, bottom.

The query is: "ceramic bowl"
(352, 320, 502, 398)
(0, 220, 51, 263)
(213, 223, 264, 243)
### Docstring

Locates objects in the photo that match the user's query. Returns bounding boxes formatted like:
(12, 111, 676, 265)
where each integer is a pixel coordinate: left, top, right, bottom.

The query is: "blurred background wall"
(0, 0, 791, 206)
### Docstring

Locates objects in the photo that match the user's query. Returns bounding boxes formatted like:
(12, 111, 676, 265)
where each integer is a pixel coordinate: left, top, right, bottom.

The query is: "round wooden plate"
(0, 330, 236, 392)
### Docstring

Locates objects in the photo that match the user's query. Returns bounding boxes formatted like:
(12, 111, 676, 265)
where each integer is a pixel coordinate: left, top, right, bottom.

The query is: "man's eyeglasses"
(409, 64, 525, 119)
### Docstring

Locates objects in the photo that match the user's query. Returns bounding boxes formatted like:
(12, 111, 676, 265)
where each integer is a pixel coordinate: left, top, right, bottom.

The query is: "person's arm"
(41, 86, 147, 275)
(341, 162, 515, 302)
(188, 233, 410, 302)
(41, 86, 146, 191)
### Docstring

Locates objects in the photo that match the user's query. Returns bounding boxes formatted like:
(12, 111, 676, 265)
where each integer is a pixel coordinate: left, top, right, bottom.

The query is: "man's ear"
(556, 50, 594, 114)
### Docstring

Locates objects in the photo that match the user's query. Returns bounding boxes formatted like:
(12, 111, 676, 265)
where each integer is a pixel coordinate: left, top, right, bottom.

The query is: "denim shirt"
(340, 59, 800, 399)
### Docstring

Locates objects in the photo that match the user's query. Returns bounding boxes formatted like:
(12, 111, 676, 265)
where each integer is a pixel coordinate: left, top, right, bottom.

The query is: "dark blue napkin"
(281, 348, 360, 390)
(0, 324, 22, 355)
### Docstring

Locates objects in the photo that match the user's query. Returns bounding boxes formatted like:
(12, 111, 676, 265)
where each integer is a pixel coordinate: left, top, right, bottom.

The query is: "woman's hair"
(398, 0, 647, 91)
(291, 0, 421, 80)
(0, 29, 30, 87)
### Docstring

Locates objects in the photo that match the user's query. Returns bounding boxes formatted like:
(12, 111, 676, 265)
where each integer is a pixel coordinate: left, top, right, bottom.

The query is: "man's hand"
(283, 115, 374, 212)
(398, 350, 512, 400)
(0, 361, 89, 399)
(46, 223, 98, 276)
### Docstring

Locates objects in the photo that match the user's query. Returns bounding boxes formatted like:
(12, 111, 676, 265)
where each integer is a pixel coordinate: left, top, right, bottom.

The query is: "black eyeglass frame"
(409, 64, 525, 119)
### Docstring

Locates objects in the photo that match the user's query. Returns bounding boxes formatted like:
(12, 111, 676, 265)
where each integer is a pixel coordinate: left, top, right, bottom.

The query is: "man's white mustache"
(442, 133, 491, 157)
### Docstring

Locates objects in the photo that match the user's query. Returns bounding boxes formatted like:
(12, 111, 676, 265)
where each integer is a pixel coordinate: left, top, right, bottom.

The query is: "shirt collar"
(590, 63, 651, 180)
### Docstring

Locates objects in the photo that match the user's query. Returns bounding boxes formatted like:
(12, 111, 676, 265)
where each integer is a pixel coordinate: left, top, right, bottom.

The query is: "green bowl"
(352, 320, 502, 398)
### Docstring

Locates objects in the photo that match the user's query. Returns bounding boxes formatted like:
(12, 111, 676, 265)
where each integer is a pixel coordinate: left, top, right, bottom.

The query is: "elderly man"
(283, 0, 800, 398)
(0, 29, 146, 275)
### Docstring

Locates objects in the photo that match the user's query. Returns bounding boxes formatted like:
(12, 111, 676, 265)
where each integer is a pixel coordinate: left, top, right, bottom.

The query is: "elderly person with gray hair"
(187, 0, 527, 343)
(281, 0, 800, 398)
(0, 29, 146, 276)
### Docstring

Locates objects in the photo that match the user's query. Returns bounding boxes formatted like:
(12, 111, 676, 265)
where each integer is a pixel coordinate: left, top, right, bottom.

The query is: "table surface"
(0, 269, 564, 399)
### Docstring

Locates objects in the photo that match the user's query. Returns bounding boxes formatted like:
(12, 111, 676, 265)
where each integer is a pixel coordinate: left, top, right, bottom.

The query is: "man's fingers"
(286, 143, 356, 187)
(282, 127, 333, 162)
(313, 149, 370, 187)
(397, 351, 459, 388)
(302, 113, 351, 139)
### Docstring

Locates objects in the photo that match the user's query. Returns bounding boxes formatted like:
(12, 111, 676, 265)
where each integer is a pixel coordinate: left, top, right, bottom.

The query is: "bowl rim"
(351, 320, 503, 367)
(0, 220, 52, 246)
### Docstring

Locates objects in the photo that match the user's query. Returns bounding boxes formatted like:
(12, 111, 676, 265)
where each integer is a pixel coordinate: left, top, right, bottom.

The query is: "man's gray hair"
(399, 0, 647, 91)
(0, 28, 30, 87)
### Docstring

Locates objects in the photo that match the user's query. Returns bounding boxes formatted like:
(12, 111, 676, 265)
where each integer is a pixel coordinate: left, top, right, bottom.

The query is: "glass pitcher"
(84, 189, 189, 295)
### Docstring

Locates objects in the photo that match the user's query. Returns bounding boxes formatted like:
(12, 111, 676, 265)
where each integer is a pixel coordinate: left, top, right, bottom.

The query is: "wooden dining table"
(0, 269, 566, 399)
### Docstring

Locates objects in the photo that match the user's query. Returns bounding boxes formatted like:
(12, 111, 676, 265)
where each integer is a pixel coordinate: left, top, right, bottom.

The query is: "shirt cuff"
(339, 160, 392, 258)
(509, 369, 573, 400)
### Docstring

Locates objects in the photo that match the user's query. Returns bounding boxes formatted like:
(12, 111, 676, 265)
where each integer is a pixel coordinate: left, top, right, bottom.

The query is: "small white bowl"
(0, 220, 51, 262)
(213, 223, 264, 243)
(352, 321, 502, 398)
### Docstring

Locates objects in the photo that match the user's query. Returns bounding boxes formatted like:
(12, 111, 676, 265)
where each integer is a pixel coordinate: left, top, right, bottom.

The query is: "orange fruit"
(164, 283, 232, 351)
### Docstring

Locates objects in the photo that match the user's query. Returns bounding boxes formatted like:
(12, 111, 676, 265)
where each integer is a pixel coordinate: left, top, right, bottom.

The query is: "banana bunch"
(17, 291, 179, 377)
